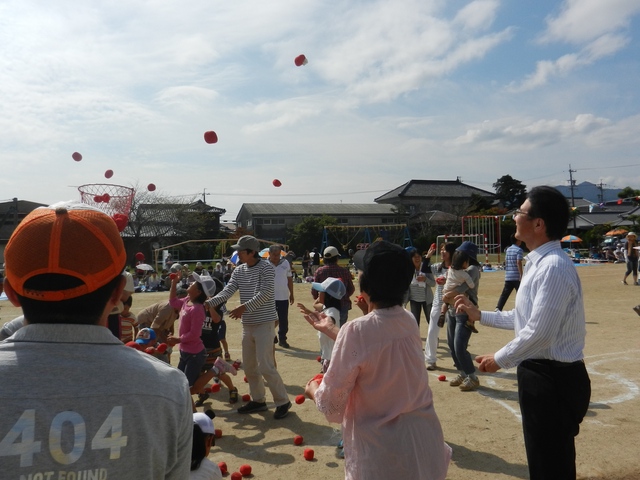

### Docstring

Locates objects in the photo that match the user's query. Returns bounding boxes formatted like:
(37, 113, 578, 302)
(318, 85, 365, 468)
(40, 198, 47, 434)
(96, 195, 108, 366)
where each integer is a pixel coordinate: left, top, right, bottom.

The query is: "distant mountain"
(553, 181, 621, 203)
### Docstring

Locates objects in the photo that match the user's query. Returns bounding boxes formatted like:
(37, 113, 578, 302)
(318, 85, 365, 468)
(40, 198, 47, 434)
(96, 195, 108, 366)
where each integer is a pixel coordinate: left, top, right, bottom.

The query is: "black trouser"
(517, 359, 591, 480)
(496, 280, 520, 311)
(275, 300, 289, 343)
(409, 300, 431, 326)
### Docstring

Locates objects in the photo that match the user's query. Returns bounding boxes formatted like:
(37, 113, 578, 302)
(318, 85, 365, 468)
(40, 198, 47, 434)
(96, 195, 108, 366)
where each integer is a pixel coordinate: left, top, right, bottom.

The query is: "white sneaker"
(459, 376, 480, 391)
(449, 374, 465, 387)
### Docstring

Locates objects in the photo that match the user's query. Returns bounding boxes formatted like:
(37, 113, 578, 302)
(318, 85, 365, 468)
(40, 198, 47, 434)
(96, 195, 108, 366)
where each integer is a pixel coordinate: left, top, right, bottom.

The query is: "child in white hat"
(191, 412, 222, 479)
(298, 277, 346, 372)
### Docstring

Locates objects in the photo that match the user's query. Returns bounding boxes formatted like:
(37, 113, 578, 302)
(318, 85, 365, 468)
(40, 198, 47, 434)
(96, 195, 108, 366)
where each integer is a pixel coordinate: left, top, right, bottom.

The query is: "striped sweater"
(206, 258, 277, 325)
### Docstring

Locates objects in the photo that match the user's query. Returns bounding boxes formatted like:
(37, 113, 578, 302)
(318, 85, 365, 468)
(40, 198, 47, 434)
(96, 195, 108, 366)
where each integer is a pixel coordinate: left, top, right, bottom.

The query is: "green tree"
(617, 187, 640, 205)
(493, 175, 527, 210)
(582, 224, 613, 248)
(467, 193, 494, 213)
(287, 215, 337, 255)
(625, 214, 640, 229)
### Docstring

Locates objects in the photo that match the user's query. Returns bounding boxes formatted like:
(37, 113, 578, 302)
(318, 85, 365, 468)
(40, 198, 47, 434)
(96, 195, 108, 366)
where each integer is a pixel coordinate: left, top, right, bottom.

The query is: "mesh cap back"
(5, 201, 126, 301)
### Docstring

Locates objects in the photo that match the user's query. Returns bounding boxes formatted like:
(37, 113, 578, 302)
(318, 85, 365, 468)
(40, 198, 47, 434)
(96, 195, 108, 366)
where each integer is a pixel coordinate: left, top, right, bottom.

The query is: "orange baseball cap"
(4, 201, 126, 301)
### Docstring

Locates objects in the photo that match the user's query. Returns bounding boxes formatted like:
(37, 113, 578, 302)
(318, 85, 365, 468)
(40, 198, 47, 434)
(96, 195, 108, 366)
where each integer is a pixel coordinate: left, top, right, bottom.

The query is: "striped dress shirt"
(480, 240, 586, 369)
(206, 259, 277, 326)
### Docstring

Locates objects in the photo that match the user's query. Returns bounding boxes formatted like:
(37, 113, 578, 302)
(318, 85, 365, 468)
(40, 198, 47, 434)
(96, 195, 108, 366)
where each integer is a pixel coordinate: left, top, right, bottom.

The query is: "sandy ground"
(2, 262, 640, 479)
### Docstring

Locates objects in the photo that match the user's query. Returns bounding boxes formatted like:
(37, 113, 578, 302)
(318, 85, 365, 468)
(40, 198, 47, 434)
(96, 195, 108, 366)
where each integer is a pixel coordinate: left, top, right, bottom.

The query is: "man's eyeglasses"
(512, 209, 532, 220)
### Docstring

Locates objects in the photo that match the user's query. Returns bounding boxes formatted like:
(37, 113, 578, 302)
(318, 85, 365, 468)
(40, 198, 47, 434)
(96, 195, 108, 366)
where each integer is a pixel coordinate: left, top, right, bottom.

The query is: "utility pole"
(568, 165, 577, 230)
(596, 180, 607, 204)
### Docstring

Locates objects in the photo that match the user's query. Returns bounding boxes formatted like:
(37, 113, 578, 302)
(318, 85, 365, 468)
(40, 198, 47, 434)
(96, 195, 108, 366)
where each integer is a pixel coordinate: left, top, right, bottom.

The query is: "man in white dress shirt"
(269, 244, 294, 348)
(455, 186, 591, 480)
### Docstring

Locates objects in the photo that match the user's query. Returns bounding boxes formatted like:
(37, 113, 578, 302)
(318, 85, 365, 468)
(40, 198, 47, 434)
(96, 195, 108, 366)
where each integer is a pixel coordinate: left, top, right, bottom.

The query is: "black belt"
(522, 359, 584, 369)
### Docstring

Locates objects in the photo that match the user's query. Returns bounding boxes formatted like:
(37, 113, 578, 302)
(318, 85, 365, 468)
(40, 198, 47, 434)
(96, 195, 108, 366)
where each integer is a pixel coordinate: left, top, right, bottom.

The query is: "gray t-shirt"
(0, 323, 192, 479)
(0, 315, 25, 340)
(454, 264, 481, 305)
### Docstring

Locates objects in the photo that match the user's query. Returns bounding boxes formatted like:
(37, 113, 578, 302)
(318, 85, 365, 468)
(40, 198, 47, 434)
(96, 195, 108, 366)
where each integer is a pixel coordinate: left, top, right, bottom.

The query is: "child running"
(439, 251, 477, 332)
(298, 277, 346, 373)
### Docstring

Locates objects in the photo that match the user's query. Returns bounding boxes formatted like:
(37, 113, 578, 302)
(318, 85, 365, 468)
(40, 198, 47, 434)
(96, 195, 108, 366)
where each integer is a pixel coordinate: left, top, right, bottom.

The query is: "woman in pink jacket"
(305, 241, 451, 480)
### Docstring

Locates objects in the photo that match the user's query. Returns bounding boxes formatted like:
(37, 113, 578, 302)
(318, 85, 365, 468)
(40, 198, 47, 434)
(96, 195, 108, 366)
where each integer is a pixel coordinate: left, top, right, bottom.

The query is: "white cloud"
(539, 0, 640, 45)
(306, 0, 512, 103)
(0, 0, 515, 146)
(510, 54, 578, 92)
(453, 0, 500, 32)
(510, 0, 640, 91)
(206, 0, 514, 125)
(452, 114, 611, 149)
(510, 33, 629, 91)
(241, 97, 324, 133)
(154, 86, 219, 109)
(0, 0, 638, 219)
(582, 114, 640, 148)
(583, 33, 631, 59)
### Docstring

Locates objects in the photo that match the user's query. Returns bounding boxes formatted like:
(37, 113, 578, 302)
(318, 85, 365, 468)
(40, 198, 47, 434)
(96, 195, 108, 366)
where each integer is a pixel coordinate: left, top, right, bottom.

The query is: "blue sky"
(1, 0, 639, 221)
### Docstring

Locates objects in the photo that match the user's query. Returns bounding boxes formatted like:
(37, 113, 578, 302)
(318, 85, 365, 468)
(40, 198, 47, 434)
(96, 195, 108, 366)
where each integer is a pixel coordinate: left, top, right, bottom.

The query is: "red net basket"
(78, 183, 135, 217)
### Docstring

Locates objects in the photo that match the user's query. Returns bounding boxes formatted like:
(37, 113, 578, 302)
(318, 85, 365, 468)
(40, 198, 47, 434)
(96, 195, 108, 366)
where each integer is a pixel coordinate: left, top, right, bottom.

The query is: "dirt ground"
(2, 262, 640, 479)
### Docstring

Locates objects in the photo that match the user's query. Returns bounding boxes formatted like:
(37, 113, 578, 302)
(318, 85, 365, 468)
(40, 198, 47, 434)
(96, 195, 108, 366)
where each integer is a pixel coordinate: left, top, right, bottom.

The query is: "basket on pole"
(78, 183, 135, 232)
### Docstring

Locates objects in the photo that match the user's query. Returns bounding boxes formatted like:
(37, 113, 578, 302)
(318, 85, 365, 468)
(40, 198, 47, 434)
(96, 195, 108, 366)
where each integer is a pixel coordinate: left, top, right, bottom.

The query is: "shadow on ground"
(448, 442, 530, 479)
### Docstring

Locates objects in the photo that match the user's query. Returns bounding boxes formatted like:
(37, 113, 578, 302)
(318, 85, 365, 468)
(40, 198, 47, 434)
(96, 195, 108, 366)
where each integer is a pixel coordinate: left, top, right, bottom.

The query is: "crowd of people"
(128, 260, 237, 293)
(0, 186, 596, 480)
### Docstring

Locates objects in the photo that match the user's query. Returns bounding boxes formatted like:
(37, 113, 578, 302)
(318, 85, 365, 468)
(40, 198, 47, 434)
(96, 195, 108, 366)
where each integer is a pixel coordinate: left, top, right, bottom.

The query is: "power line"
(479, 162, 640, 187)
(179, 189, 392, 198)
(522, 171, 566, 182)
(575, 163, 640, 172)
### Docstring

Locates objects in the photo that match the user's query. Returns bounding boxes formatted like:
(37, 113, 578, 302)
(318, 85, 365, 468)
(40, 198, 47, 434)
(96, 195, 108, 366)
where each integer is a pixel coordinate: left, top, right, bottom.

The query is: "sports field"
(1, 261, 638, 479)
